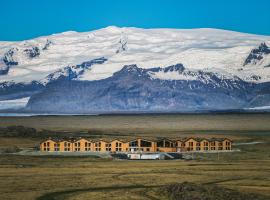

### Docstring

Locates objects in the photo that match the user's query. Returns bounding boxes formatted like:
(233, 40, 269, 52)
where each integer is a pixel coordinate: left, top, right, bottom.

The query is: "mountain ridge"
(1, 26, 270, 112)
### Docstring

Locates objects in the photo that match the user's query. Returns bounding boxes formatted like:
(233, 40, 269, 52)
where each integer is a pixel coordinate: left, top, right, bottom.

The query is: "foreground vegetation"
(0, 114, 269, 199)
(160, 182, 268, 200)
(0, 152, 269, 200)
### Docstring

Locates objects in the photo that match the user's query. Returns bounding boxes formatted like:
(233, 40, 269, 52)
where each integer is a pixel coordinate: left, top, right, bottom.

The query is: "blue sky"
(1, 0, 270, 41)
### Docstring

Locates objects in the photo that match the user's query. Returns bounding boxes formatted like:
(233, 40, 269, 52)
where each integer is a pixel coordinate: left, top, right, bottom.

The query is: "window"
(157, 141, 164, 147)
(196, 142, 200, 146)
(157, 140, 173, 148)
(218, 147, 223, 150)
(116, 147, 122, 152)
(105, 143, 111, 151)
(74, 142, 81, 151)
(165, 141, 172, 147)
(43, 142, 50, 151)
(54, 143, 60, 151)
(116, 142, 122, 148)
(84, 142, 91, 151)
(146, 148, 150, 152)
(204, 147, 208, 151)
(63, 142, 71, 151)
(75, 143, 80, 151)
(204, 142, 209, 146)
(211, 147, 216, 150)
(140, 140, 152, 147)
(188, 142, 194, 150)
(106, 147, 111, 151)
(129, 140, 138, 147)
(94, 142, 101, 151)
(85, 142, 88, 147)
(196, 147, 200, 151)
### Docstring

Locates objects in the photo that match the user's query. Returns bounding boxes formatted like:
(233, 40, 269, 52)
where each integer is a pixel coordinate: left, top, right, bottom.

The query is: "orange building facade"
(40, 137, 232, 153)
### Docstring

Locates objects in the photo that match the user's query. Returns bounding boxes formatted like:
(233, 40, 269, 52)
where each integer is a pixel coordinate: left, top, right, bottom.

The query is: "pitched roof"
(40, 136, 232, 144)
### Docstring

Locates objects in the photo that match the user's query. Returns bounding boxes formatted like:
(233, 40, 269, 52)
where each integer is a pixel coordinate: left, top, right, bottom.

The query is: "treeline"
(0, 125, 110, 139)
(0, 126, 64, 138)
(0, 126, 38, 137)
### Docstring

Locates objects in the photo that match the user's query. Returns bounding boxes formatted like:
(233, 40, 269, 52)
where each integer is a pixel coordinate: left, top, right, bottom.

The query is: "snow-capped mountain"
(1, 26, 270, 113)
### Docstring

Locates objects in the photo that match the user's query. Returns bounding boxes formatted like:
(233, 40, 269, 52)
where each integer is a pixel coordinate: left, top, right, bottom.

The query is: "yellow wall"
(73, 138, 92, 152)
(184, 138, 197, 151)
(109, 140, 129, 152)
(223, 139, 232, 150)
(209, 141, 218, 150)
(59, 140, 72, 152)
(93, 141, 103, 151)
(40, 139, 56, 152)
(200, 139, 210, 151)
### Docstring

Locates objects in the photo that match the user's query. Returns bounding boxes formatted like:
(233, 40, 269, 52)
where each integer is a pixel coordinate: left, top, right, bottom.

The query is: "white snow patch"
(0, 97, 30, 110)
(148, 70, 198, 81)
(246, 105, 270, 110)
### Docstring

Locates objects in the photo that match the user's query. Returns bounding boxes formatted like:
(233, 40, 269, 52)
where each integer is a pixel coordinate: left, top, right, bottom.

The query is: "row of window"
(43, 146, 231, 152)
(186, 146, 231, 151)
(130, 147, 151, 152)
(43, 140, 231, 151)
(184, 141, 230, 147)
(43, 147, 108, 151)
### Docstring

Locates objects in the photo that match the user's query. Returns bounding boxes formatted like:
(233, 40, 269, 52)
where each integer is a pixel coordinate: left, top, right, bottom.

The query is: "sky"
(1, 0, 270, 41)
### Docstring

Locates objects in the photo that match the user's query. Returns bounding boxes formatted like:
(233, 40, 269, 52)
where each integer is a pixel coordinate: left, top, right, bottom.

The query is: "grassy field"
(1, 114, 270, 133)
(0, 114, 270, 200)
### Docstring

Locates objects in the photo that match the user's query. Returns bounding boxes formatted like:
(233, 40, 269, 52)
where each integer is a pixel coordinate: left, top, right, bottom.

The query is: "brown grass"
(0, 155, 269, 200)
(1, 114, 270, 133)
(0, 114, 269, 200)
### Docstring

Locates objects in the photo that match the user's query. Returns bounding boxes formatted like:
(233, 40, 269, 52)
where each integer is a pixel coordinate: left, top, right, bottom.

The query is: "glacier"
(0, 26, 270, 113)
